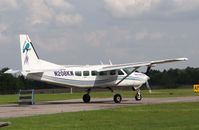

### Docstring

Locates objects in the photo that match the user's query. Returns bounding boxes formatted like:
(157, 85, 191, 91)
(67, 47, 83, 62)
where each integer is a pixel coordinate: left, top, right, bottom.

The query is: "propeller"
(145, 65, 152, 93)
(145, 65, 152, 75)
(136, 66, 153, 93)
(146, 80, 152, 93)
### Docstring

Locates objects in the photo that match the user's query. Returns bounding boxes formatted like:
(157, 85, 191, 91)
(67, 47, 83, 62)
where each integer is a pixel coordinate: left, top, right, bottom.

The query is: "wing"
(98, 58, 188, 72)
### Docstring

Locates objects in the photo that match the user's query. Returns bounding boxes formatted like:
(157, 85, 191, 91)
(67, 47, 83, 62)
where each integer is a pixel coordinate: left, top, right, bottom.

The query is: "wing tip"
(178, 58, 188, 61)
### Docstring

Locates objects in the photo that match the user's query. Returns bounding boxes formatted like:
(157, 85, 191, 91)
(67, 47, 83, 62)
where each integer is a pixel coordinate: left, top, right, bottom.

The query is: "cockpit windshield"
(123, 68, 135, 74)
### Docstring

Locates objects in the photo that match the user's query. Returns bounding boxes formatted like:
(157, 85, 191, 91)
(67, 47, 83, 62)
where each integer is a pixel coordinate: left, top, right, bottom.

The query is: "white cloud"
(27, 0, 83, 26)
(0, 0, 197, 69)
(104, 0, 160, 17)
(135, 31, 163, 41)
(0, 0, 18, 11)
(26, 0, 53, 25)
(37, 39, 67, 52)
(46, 0, 74, 11)
(85, 30, 107, 47)
(172, 0, 199, 13)
(104, 0, 199, 18)
(0, 24, 11, 45)
(84, 27, 132, 48)
(0, 24, 7, 33)
(56, 14, 82, 25)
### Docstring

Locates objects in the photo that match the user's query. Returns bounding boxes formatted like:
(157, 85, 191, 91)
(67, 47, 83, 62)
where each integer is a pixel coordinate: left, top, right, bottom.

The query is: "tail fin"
(20, 34, 40, 71)
(20, 34, 61, 71)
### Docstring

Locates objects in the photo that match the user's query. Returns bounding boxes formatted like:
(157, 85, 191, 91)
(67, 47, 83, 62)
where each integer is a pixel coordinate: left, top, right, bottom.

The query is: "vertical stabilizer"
(20, 34, 61, 71)
(20, 34, 40, 71)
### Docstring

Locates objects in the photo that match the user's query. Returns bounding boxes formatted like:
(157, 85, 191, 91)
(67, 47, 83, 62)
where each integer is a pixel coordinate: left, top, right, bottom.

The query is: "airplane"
(5, 34, 188, 103)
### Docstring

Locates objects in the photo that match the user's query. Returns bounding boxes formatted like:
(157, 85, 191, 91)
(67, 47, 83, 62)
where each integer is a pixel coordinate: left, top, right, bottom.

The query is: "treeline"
(148, 67, 199, 88)
(0, 67, 198, 94)
(0, 68, 60, 94)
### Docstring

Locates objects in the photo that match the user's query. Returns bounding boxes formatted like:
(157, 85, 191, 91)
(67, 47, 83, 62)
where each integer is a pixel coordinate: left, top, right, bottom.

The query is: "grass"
(1, 102, 199, 130)
(0, 88, 198, 104)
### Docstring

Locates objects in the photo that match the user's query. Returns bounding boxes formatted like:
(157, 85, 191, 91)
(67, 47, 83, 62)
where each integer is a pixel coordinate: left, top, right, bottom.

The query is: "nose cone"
(144, 74, 150, 81)
(133, 72, 150, 82)
(146, 75, 150, 80)
(139, 73, 150, 85)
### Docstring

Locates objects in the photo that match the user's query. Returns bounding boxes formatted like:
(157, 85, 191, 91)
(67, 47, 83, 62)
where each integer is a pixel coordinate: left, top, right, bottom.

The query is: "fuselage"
(26, 65, 149, 88)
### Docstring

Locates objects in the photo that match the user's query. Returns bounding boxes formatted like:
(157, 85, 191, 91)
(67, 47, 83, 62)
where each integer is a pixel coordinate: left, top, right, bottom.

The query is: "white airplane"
(5, 34, 188, 103)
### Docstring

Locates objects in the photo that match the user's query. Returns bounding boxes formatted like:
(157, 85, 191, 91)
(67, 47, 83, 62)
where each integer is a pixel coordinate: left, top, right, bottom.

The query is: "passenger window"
(70, 71, 74, 76)
(83, 71, 89, 76)
(91, 71, 98, 76)
(75, 71, 82, 76)
(118, 70, 124, 75)
(110, 70, 116, 75)
(99, 71, 107, 76)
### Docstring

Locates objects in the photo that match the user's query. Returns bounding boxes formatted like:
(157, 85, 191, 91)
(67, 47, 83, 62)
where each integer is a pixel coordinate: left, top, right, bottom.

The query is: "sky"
(0, 0, 198, 70)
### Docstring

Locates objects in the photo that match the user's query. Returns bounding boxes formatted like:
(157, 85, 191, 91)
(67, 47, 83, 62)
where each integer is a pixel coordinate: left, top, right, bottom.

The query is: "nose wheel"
(135, 91, 142, 101)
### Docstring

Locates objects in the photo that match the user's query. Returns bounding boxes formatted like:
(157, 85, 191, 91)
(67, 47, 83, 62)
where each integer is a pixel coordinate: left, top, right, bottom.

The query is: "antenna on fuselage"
(100, 60, 104, 65)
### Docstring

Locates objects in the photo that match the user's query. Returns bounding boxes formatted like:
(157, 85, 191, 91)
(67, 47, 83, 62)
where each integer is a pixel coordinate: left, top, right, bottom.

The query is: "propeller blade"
(146, 81, 152, 93)
(145, 65, 152, 75)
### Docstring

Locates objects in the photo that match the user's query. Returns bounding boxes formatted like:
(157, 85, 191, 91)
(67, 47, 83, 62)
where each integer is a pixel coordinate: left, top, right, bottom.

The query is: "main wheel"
(135, 93, 142, 101)
(83, 94, 90, 103)
(113, 94, 122, 103)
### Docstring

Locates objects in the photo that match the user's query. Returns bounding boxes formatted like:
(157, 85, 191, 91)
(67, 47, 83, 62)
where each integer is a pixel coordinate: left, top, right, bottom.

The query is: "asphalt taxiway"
(0, 96, 198, 118)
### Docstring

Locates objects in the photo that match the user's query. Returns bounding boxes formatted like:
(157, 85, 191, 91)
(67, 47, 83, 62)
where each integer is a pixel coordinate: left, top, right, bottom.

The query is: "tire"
(113, 94, 122, 103)
(83, 94, 90, 103)
(135, 93, 142, 101)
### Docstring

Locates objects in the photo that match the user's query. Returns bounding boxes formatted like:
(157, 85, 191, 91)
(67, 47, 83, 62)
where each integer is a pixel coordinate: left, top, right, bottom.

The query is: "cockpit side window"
(123, 68, 134, 75)
(99, 71, 107, 76)
(123, 68, 131, 74)
(118, 69, 124, 75)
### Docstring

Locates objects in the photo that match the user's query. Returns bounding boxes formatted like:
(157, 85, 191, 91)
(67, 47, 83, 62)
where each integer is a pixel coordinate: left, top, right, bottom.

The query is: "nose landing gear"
(135, 89, 142, 101)
(132, 87, 142, 101)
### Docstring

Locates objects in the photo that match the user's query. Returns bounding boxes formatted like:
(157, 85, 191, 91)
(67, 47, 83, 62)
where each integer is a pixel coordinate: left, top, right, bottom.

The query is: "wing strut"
(116, 67, 139, 86)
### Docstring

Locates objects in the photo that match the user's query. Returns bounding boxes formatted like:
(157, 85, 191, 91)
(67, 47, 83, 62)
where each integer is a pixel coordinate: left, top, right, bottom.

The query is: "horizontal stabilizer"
(4, 69, 22, 77)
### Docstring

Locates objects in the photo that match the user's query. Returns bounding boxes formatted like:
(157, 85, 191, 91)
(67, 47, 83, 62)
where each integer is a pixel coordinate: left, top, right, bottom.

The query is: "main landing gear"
(82, 87, 122, 103)
(113, 94, 122, 103)
(82, 88, 91, 103)
(83, 94, 90, 103)
(107, 87, 122, 103)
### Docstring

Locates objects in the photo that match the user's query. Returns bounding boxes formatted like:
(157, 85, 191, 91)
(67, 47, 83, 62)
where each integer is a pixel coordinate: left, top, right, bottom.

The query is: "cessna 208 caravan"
(6, 34, 188, 103)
